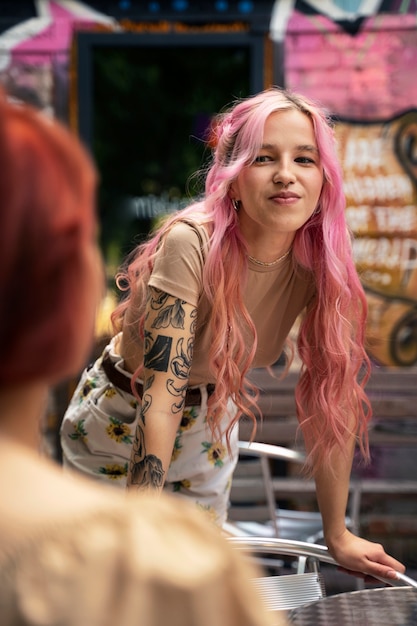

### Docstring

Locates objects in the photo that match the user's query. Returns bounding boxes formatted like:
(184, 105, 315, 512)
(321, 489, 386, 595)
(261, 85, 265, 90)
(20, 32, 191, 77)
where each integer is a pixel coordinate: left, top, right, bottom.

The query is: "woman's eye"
(296, 156, 316, 164)
(254, 155, 272, 163)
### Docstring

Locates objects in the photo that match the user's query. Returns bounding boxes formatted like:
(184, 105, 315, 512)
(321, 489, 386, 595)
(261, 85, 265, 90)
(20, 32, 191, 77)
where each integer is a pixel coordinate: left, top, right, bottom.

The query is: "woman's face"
(230, 108, 324, 237)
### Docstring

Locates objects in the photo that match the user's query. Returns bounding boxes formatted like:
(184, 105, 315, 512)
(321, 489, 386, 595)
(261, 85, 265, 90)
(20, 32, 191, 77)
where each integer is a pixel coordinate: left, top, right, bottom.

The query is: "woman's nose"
(272, 160, 295, 185)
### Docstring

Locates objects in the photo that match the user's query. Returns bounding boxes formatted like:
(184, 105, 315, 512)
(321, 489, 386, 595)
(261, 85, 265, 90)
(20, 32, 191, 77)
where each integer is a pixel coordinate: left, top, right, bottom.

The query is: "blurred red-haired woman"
(0, 92, 273, 626)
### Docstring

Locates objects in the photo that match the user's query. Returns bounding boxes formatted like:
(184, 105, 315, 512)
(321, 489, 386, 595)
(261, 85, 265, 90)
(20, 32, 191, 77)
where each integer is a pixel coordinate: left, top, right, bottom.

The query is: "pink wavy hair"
(112, 87, 372, 473)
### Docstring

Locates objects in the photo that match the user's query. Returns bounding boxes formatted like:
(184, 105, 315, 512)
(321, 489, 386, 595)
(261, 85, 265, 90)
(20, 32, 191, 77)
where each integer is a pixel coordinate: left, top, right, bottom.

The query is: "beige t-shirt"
(149, 220, 315, 384)
(0, 490, 278, 626)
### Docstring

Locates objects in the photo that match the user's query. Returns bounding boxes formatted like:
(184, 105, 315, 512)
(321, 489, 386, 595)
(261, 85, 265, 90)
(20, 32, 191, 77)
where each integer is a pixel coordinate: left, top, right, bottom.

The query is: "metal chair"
(227, 440, 354, 543)
(228, 536, 417, 620)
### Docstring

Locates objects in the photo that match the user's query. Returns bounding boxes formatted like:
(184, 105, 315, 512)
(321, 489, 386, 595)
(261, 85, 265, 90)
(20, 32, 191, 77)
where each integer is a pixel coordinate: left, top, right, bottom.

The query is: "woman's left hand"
(327, 528, 405, 582)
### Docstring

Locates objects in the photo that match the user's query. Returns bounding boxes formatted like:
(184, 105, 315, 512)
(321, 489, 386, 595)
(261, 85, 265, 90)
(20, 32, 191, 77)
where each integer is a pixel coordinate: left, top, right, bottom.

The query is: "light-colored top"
(0, 441, 278, 626)
(148, 221, 315, 384)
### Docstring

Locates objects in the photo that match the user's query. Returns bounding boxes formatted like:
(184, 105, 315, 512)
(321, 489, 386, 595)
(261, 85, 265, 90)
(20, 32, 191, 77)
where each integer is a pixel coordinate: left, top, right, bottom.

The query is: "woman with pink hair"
(61, 87, 404, 581)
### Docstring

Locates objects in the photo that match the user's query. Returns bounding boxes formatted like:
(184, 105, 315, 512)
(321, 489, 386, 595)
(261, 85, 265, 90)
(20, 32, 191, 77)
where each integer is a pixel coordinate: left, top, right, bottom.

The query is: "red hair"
(0, 93, 99, 385)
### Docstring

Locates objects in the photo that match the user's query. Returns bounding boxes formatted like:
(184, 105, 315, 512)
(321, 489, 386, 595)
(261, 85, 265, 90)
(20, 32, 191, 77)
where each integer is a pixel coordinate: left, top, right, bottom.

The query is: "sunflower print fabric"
(60, 335, 239, 526)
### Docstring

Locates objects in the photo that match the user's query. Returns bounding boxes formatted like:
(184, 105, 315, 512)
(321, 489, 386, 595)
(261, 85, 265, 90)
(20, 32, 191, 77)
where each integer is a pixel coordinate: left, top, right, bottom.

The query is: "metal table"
(288, 587, 417, 625)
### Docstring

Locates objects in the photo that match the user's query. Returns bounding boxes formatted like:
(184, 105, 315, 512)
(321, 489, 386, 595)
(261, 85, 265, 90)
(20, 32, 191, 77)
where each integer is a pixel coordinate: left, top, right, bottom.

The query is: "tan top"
(0, 441, 278, 626)
(149, 221, 315, 384)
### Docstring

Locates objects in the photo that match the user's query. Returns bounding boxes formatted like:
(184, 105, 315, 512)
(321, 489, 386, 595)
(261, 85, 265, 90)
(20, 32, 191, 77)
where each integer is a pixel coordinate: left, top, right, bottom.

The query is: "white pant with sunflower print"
(60, 336, 239, 526)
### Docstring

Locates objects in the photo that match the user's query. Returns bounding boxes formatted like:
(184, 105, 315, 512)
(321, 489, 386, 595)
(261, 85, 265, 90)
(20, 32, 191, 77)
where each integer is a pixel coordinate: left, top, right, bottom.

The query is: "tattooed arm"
(127, 286, 196, 492)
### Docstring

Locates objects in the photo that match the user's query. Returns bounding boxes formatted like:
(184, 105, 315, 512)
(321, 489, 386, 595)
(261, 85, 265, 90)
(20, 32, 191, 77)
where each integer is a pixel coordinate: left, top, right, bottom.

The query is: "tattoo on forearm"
(129, 423, 165, 489)
(130, 291, 198, 486)
(129, 455, 164, 489)
(129, 397, 165, 489)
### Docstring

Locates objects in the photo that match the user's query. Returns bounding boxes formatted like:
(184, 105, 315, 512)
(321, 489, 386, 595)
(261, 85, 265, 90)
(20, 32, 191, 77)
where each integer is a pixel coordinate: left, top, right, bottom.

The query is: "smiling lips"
(270, 191, 300, 203)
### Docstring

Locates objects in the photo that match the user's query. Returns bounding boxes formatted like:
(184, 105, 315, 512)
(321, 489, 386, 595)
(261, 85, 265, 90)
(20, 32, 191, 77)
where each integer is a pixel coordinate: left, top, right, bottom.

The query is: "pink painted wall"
(285, 11, 417, 120)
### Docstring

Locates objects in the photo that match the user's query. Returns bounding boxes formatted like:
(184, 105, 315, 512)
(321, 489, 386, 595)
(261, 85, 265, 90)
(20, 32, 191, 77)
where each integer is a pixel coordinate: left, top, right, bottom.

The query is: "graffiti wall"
(336, 112, 417, 366)
(285, 6, 417, 366)
(0, 2, 114, 119)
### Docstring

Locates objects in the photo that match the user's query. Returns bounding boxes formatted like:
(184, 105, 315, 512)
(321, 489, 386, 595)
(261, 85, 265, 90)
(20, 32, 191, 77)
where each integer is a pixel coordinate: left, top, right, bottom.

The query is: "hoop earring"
(232, 199, 240, 212)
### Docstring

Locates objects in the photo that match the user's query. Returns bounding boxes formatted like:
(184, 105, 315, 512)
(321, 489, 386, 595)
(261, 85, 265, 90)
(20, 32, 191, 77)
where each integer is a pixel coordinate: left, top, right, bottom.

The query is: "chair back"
(253, 572, 326, 611)
(228, 536, 417, 618)
(228, 441, 324, 541)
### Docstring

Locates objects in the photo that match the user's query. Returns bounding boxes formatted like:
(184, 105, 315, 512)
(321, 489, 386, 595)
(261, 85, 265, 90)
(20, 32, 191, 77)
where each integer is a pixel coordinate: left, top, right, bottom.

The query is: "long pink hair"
(112, 87, 371, 473)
